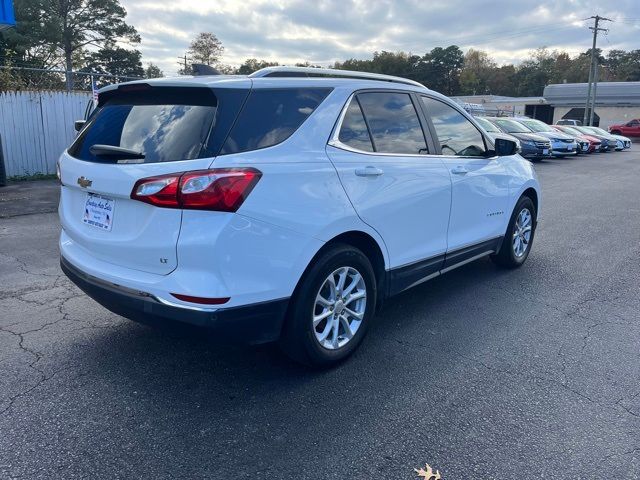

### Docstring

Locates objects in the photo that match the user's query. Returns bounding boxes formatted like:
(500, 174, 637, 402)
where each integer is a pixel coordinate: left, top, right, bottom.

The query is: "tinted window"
(421, 97, 487, 156)
(338, 98, 374, 152)
(357, 92, 427, 154)
(69, 87, 246, 163)
(221, 88, 331, 154)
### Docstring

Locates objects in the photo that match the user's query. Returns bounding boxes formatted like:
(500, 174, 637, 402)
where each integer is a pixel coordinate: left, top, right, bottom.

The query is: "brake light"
(117, 83, 152, 92)
(131, 174, 181, 208)
(130, 168, 261, 212)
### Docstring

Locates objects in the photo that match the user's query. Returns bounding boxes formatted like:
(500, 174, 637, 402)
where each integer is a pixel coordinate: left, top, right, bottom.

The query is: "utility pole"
(590, 60, 600, 126)
(177, 54, 190, 75)
(582, 15, 611, 125)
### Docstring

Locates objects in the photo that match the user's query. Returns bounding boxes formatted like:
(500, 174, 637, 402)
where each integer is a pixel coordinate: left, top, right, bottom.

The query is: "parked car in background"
(582, 126, 627, 150)
(514, 118, 578, 157)
(58, 67, 540, 367)
(484, 117, 551, 160)
(556, 119, 583, 126)
(474, 116, 521, 149)
(547, 125, 591, 154)
(553, 125, 602, 153)
(608, 119, 640, 137)
(607, 132, 632, 149)
(572, 126, 612, 152)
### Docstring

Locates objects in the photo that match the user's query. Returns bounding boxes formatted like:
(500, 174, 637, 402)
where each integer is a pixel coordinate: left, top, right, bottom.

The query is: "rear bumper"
(61, 256, 289, 344)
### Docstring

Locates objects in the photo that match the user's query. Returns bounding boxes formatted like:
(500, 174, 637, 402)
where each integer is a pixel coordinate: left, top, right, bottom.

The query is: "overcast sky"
(119, 0, 640, 76)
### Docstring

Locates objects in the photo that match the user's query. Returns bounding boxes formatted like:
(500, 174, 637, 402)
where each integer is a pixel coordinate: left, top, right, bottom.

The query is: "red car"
(609, 119, 640, 137)
(553, 125, 602, 153)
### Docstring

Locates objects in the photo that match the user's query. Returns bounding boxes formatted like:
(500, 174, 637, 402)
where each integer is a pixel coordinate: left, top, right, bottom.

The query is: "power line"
(583, 15, 612, 126)
(422, 22, 587, 49)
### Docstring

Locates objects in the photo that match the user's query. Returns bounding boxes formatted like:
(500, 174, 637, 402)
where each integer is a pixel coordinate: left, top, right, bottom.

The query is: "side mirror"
(494, 137, 519, 156)
(74, 120, 86, 132)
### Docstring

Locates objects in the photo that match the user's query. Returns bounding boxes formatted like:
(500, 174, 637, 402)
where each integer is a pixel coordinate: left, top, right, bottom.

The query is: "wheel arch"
(510, 180, 541, 223)
(521, 187, 539, 217)
(325, 231, 386, 286)
(292, 230, 388, 312)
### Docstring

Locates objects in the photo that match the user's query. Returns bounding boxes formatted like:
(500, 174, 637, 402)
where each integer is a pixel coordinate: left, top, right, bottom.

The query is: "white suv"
(59, 67, 541, 367)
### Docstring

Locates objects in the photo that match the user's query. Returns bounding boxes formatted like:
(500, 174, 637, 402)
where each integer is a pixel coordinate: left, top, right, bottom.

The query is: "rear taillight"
(130, 168, 261, 212)
(131, 174, 181, 208)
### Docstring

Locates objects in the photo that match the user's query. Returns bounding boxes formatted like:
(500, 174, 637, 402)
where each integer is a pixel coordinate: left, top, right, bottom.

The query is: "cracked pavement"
(1, 147, 639, 479)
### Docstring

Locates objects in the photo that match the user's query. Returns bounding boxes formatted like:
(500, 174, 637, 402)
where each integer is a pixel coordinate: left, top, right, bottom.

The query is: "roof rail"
(248, 66, 424, 88)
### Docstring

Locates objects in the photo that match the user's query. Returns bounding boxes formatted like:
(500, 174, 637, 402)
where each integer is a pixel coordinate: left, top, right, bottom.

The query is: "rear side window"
(356, 92, 427, 154)
(69, 87, 248, 163)
(220, 88, 331, 154)
(338, 99, 374, 152)
(421, 96, 487, 157)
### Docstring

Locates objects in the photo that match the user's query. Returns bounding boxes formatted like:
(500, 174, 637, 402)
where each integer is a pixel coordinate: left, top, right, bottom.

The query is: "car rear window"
(68, 87, 248, 163)
(220, 88, 331, 155)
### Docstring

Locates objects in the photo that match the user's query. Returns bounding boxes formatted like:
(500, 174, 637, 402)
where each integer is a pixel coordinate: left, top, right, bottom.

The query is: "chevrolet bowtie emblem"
(77, 176, 92, 188)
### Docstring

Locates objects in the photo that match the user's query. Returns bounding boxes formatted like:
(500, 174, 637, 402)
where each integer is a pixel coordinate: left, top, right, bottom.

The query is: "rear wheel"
(279, 244, 376, 367)
(491, 196, 536, 268)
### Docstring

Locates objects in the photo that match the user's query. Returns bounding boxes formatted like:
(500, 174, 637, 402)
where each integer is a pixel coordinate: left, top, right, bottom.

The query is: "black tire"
(491, 196, 536, 268)
(278, 244, 377, 368)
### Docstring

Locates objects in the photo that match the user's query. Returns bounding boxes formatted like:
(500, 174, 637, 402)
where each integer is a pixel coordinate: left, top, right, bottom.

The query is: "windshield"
(573, 127, 592, 135)
(519, 119, 553, 133)
(586, 127, 608, 135)
(475, 117, 500, 133)
(492, 118, 532, 133)
(559, 126, 581, 136)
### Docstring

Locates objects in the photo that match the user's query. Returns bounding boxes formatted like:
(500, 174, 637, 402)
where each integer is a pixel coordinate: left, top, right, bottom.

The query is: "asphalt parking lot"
(1, 147, 639, 479)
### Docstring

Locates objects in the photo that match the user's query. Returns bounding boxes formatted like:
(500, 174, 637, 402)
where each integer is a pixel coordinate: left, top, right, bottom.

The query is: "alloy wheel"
(512, 207, 532, 258)
(313, 266, 367, 350)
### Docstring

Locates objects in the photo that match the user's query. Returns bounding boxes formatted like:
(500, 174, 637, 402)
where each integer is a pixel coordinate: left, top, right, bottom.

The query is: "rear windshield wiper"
(89, 144, 145, 161)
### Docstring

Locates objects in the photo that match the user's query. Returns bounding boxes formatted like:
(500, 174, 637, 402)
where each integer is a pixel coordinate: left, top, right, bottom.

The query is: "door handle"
(451, 166, 468, 175)
(355, 166, 384, 177)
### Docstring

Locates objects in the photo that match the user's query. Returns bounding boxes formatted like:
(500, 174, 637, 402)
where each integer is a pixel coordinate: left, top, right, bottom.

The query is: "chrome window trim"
(328, 91, 500, 160)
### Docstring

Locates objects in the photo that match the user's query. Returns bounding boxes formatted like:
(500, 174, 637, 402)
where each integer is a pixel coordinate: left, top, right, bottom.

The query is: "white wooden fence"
(0, 91, 91, 177)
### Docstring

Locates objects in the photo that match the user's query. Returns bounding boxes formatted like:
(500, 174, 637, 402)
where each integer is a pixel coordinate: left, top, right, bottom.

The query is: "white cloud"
(119, 0, 640, 76)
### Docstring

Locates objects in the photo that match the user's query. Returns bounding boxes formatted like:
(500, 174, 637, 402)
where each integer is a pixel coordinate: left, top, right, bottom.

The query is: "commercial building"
(452, 81, 640, 128)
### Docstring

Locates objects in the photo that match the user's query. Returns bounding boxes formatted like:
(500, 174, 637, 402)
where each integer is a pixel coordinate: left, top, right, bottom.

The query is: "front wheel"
(491, 196, 536, 268)
(279, 244, 376, 367)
